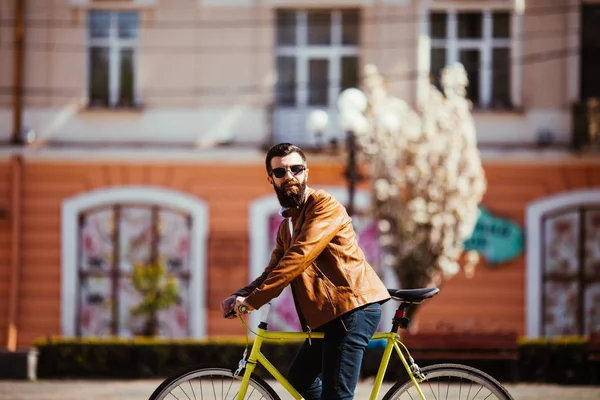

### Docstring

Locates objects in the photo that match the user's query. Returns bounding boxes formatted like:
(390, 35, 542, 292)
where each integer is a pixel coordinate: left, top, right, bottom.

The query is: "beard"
(274, 180, 307, 208)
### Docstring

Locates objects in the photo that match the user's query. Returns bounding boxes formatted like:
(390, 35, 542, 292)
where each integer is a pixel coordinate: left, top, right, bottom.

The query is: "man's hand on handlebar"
(234, 296, 254, 315)
(220, 295, 237, 318)
(221, 295, 254, 319)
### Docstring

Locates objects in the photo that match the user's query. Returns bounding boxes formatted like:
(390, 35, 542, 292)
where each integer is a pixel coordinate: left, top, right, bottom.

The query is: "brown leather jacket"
(235, 187, 390, 330)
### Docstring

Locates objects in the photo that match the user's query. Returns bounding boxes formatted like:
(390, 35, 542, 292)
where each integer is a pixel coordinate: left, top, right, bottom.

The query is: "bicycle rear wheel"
(148, 366, 281, 400)
(382, 363, 513, 400)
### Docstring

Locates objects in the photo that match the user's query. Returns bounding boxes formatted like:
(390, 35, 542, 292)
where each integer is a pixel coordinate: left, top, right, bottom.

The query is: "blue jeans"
(287, 302, 382, 400)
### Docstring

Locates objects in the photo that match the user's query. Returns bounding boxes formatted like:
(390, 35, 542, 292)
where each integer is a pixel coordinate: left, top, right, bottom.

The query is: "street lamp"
(337, 88, 370, 217)
(306, 109, 329, 151)
(308, 89, 372, 217)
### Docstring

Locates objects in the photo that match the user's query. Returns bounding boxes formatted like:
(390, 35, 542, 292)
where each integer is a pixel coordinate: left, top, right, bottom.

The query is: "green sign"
(463, 207, 524, 265)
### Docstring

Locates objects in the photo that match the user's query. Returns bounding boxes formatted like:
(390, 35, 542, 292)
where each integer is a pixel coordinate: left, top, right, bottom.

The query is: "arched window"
(526, 190, 600, 337)
(62, 186, 208, 338)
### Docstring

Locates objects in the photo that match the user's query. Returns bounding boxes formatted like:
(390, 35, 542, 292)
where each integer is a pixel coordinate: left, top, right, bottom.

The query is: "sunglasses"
(270, 165, 306, 179)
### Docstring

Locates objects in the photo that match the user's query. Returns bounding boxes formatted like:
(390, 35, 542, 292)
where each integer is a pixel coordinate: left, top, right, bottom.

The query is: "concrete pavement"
(0, 379, 599, 400)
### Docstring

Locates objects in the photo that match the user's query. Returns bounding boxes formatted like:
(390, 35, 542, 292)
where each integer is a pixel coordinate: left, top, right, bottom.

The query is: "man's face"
(267, 152, 309, 208)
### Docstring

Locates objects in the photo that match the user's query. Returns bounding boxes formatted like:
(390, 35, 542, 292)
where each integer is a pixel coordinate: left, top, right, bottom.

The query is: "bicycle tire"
(382, 363, 514, 400)
(148, 365, 281, 400)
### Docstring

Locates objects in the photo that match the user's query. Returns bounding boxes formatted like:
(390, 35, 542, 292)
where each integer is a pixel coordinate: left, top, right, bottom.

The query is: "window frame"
(86, 10, 141, 108)
(61, 186, 209, 339)
(526, 189, 600, 338)
(420, 0, 522, 110)
(275, 9, 360, 108)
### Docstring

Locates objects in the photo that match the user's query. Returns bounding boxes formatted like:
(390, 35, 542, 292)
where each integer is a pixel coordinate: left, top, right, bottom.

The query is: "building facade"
(0, 0, 599, 349)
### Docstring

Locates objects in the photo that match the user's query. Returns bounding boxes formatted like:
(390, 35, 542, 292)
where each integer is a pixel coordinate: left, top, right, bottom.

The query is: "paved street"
(0, 379, 599, 400)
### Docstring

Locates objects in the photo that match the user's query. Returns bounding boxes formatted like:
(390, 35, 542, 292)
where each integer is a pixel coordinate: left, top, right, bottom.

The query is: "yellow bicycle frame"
(235, 326, 427, 400)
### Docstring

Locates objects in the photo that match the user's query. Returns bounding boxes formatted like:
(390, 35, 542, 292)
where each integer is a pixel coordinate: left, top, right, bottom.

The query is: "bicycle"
(149, 287, 514, 400)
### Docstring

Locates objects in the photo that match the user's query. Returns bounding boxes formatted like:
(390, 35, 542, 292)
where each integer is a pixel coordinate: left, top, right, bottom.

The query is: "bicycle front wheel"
(382, 363, 513, 400)
(148, 366, 281, 400)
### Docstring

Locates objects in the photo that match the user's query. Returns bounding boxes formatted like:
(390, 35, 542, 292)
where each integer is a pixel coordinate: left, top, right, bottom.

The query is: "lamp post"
(588, 98, 600, 150)
(344, 130, 358, 216)
(308, 88, 369, 217)
(337, 88, 369, 217)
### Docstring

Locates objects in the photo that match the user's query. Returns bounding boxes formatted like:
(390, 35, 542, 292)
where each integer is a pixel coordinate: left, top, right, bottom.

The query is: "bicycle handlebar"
(224, 305, 248, 319)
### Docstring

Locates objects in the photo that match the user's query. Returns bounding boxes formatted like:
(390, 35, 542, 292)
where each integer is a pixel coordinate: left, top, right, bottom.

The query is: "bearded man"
(221, 142, 390, 400)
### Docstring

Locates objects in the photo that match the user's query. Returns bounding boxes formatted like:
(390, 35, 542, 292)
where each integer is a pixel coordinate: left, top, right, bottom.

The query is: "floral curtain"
(78, 205, 192, 338)
(542, 208, 600, 336)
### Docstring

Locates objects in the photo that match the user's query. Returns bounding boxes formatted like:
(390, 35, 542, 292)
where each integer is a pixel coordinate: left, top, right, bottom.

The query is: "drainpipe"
(11, 0, 25, 144)
(7, 0, 25, 351)
(7, 155, 23, 351)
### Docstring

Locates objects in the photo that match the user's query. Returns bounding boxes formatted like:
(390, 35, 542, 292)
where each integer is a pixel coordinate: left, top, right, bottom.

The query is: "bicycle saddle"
(387, 287, 440, 303)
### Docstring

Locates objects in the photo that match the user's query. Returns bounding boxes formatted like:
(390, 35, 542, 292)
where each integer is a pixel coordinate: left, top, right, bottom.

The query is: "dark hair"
(265, 143, 307, 174)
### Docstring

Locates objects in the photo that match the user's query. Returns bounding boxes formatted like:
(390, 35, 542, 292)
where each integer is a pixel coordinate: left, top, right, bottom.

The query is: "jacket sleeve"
(233, 219, 287, 297)
(244, 194, 346, 310)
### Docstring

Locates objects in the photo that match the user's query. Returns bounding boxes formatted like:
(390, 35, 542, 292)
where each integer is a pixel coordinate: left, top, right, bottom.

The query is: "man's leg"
(321, 303, 382, 400)
(287, 337, 323, 400)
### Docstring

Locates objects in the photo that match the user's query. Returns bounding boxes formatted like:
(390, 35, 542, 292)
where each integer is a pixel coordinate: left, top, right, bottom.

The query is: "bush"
(35, 336, 301, 379)
(35, 335, 597, 384)
(518, 336, 588, 385)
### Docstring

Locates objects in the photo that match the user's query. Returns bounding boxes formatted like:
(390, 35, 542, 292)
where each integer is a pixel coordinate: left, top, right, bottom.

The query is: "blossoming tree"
(337, 63, 487, 293)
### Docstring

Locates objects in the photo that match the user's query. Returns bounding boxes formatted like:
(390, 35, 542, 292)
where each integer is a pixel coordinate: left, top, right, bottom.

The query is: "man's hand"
(221, 295, 237, 318)
(221, 296, 255, 318)
(235, 296, 255, 314)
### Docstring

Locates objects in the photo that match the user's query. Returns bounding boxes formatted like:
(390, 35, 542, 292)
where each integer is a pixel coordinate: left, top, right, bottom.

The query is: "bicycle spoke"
(187, 379, 196, 400)
(426, 381, 439, 400)
(223, 376, 233, 399)
(483, 391, 495, 400)
(444, 376, 449, 400)
(167, 391, 181, 400)
(179, 382, 193, 400)
(469, 384, 484, 400)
